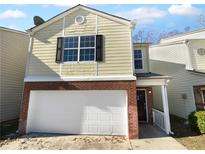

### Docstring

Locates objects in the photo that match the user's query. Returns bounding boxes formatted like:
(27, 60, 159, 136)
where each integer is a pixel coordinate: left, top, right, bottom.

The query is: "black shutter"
(56, 37, 63, 63)
(96, 35, 103, 62)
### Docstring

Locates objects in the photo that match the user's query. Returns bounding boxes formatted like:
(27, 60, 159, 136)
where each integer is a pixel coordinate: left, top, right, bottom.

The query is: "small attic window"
(75, 15, 85, 25)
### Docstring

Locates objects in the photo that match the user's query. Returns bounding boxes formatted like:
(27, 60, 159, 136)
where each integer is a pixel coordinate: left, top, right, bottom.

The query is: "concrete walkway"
(130, 124, 187, 150)
(0, 124, 186, 150)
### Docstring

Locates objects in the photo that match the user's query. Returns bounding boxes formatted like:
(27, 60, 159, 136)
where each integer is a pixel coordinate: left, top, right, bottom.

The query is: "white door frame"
(137, 89, 149, 123)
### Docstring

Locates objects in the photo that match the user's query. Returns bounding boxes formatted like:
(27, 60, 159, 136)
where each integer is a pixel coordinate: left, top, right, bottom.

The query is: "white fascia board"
(150, 40, 185, 48)
(28, 6, 79, 34)
(136, 78, 170, 86)
(28, 5, 131, 34)
(24, 75, 136, 82)
(82, 7, 131, 26)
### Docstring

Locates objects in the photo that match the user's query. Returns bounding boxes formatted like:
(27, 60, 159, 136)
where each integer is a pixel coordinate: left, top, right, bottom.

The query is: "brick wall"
(18, 80, 139, 139)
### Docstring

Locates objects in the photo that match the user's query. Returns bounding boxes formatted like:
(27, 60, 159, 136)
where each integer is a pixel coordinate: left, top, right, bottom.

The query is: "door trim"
(137, 89, 149, 123)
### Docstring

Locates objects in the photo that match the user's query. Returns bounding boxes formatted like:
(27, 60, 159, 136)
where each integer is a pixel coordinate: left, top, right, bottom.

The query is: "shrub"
(188, 110, 205, 134)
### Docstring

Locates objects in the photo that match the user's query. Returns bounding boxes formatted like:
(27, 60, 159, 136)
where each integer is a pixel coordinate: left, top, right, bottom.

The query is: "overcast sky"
(0, 4, 205, 36)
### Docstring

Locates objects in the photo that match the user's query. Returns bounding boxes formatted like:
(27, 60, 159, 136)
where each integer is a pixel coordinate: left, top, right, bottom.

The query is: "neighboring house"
(0, 27, 29, 123)
(150, 29, 205, 119)
(18, 4, 172, 139)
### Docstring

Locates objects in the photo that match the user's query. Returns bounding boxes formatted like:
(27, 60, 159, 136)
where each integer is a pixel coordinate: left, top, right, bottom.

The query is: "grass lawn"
(0, 119, 19, 138)
(170, 115, 205, 150)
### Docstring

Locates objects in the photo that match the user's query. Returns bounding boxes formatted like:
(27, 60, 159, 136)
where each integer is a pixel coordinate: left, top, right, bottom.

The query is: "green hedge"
(188, 110, 205, 134)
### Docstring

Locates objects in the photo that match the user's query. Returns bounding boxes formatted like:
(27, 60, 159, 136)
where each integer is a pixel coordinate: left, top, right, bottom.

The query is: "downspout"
(60, 17, 65, 76)
(25, 33, 33, 78)
(95, 15, 99, 76)
(130, 20, 137, 77)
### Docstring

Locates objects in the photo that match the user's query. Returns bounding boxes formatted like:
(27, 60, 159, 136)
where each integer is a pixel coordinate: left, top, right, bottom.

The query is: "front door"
(137, 89, 147, 122)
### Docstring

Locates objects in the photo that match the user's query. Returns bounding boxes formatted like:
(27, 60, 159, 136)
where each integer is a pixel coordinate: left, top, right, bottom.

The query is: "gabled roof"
(0, 26, 27, 35)
(27, 4, 131, 33)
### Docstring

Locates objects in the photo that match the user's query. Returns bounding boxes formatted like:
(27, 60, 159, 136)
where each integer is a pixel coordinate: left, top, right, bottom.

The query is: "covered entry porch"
(136, 73, 172, 135)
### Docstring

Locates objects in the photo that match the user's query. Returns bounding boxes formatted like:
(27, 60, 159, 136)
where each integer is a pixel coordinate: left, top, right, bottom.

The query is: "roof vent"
(33, 16, 45, 26)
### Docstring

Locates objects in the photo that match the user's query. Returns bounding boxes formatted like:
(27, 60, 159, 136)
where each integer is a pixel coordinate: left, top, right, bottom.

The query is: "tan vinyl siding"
(97, 15, 132, 75)
(150, 60, 205, 119)
(28, 19, 63, 76)
(0, 30, 29, 122)
(133, 44, 149, 73)
(28, 9, 132, 77)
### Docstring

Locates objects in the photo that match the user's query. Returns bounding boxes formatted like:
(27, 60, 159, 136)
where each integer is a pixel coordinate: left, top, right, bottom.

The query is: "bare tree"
(157, 29, 181, 41)
(133, 26, 192, 44)
(133, 30, 155, 43)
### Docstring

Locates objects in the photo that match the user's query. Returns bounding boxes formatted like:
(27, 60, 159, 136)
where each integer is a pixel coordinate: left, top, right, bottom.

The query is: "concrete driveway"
(0, 125, 186, 150)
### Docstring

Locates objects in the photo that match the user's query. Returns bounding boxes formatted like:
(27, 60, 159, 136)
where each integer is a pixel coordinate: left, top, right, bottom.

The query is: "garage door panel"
(27, 90, 128, 135)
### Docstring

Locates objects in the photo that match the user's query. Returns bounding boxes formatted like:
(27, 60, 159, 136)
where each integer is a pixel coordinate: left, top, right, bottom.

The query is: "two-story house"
(18, 4, 172, 139)
(150, 29, 205, 119)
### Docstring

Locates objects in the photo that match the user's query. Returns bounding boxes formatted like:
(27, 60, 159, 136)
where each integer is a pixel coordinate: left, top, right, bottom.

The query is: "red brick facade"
(18, 80, 139, 139)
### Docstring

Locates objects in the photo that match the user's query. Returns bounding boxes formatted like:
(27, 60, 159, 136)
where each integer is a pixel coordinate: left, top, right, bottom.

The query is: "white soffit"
(24, 76, 136, 82)
(136, 78, 170, 86)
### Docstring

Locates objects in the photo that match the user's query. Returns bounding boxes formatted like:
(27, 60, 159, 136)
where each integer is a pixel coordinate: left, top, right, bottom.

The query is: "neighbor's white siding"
(150, 60, 205, 118)
(0, 29, 29, 122)
(150, 30, 205, 119)
(150, 43, 187, 65)
(28, 9, 133, 77)
(189, 40, 205, 72)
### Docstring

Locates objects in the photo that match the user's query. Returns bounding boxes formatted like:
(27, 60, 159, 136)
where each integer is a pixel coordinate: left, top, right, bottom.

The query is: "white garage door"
(26, 90, 128, 136)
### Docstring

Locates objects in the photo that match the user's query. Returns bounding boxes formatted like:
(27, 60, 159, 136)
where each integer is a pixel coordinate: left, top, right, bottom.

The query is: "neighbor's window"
(134, 50, 143, 69)
(63, 35, 95, 62)
(201, 89, 205, 104)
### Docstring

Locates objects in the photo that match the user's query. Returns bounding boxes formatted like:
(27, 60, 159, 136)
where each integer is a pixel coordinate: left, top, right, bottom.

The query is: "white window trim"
(62, 35, 96, 63)
(134, 49, 144, 70)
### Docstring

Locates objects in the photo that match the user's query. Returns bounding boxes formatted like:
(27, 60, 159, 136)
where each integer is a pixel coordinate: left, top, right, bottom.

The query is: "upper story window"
(134, 49, 143, 69)
(63, 37, 78, 62)
(63, 35, 95, 62)
(80, 36, 95, 61)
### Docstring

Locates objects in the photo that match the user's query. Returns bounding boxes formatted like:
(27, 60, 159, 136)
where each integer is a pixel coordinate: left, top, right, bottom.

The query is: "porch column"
(161, 85, 171, 134)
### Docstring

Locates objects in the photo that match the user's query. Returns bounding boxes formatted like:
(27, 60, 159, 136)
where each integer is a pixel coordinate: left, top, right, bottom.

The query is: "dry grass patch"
(170, 115, 205, 150)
